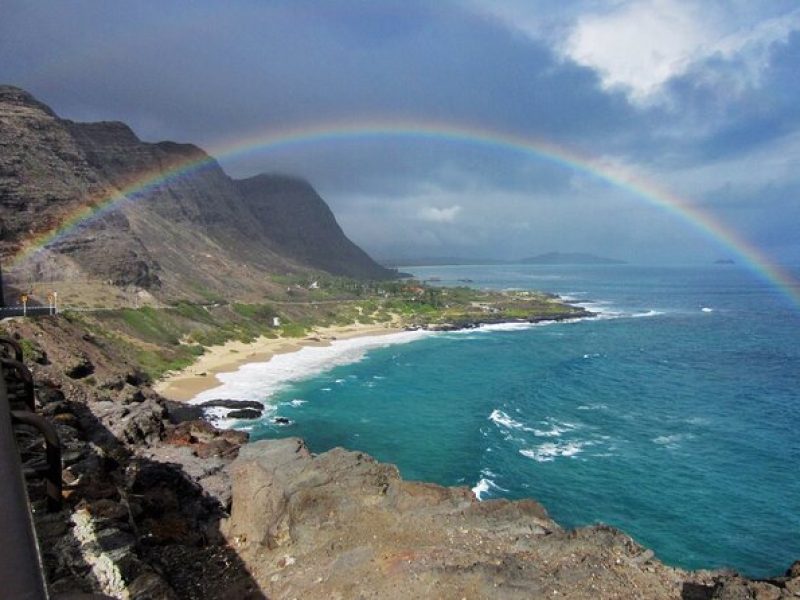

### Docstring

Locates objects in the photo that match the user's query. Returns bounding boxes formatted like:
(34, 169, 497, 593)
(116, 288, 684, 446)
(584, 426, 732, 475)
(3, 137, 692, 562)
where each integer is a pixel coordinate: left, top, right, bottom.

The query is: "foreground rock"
(2, 317, 262, 599)
(224, 438, 800, 599)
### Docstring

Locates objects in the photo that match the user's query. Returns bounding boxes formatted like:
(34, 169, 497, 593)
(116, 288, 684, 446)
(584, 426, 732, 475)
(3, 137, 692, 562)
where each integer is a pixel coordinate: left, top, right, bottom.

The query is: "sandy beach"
(154, 322, 404, 402)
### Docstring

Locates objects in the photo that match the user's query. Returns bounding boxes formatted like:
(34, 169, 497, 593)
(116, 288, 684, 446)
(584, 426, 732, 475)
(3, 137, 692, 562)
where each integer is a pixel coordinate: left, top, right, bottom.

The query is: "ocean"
(199, 264, 800, 578)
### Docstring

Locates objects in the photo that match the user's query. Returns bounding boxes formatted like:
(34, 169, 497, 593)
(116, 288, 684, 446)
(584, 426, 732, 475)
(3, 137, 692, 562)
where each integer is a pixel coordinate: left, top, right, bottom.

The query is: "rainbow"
(11, 119, 800, 307)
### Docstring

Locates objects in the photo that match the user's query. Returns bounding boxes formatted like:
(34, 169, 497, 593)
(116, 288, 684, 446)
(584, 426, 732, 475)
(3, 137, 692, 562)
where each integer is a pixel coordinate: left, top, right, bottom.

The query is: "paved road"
(0, 297, 359, 319)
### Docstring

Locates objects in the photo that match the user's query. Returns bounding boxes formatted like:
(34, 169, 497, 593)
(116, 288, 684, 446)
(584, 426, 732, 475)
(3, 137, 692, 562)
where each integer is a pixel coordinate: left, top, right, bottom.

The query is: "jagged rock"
(125, 369, 150, 386)
(65, 355, 95, 379)
(164, 419, 248, 447)
(227, 409, 261, 420)
(788, 560, 800, 578)
(163, 419, 248, 467)
(163, 399, 204, 424)
(128, 572, 179, 600)
(107, 398, 166, 445)
(97, 375, 126, 391)
(124, 388, 146, 403)
(198, 399, 264, 410)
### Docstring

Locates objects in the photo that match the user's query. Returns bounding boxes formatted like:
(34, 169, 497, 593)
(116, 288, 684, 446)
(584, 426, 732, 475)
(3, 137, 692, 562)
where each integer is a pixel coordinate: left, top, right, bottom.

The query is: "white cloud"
(566, 0, 707, 102)
(467, 0, 800, 104)
(418, 204, 463, 223)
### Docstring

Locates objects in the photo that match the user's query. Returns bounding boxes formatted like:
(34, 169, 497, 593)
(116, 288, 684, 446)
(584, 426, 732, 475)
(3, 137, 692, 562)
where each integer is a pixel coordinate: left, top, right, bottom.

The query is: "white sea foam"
(520, 441, 590, 462)
(569, 296, 665, 322)
(473, 322, 539, 333)
(288, 399, 307, 407)
(558, 292, 588, 302)
(653, 433, 694, 447)
(190, 329, 434, 407)
(531, 422, 575, 437)
(631, 309, 665, 318)
(701, 307, 713, 313)
(489, 411, 579, 439)
(471, 472, 509, 501)
(577, 403, 608, 411)
(472, 479, 491, 500)
(489, 409, 526, 429)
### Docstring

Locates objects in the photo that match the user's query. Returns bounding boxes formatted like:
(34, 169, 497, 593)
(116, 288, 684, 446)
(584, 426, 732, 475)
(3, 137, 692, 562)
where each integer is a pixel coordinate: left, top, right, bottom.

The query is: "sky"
(1, 0, 798, 263)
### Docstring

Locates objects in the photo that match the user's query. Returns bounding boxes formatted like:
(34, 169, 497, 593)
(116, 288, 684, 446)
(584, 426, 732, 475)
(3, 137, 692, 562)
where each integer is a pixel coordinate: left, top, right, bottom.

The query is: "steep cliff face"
(0, 85, 392, 302)
(237, 174, 394, 280)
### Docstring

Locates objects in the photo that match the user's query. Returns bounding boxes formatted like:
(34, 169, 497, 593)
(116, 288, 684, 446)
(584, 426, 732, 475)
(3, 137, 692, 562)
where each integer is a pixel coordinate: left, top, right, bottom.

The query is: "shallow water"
(220, 264, 800, 577)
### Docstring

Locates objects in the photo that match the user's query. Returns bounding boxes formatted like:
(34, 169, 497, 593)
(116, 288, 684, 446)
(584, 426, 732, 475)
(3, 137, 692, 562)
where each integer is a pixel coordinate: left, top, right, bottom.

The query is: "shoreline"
(154, 309, 595, 404)
(154, 322, 405, 402)
(152, 309, 598, 403)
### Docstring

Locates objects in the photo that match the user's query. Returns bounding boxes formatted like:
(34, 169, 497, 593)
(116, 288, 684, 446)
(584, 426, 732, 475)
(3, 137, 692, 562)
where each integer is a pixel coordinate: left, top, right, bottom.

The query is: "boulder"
(199, 399, 264, 411)
(227, 409, 261, 420)
(65, 355, 95, 379)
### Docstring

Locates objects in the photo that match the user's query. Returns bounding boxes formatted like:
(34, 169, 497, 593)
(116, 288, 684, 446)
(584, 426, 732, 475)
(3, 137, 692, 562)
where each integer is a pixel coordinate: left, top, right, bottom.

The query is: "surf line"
(11, 118, 800, 308)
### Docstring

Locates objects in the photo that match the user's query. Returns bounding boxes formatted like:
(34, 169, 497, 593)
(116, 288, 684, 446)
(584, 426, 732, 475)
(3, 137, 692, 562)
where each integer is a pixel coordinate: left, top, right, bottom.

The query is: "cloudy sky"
(2, 0, 798, 263)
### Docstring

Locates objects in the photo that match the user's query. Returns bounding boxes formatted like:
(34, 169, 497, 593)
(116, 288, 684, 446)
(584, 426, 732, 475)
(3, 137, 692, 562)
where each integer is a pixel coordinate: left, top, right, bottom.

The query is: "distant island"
(382, 252, 626, 268)
(519, 252, 626, 265)
(714, 259, 736, 265)
(379, 257, 508, 267)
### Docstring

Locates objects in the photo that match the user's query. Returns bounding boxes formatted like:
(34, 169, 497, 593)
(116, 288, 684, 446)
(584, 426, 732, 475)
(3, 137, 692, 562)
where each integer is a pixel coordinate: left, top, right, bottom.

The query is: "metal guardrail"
(0, 336, 114, 598)
(0, 336, 24, 361)
(0, 344, 62, 513)
(12, 410, 63, 512)
(0, 306, 58, 317)
(0, 370, 49, 599)
(2, 357, 36, 412)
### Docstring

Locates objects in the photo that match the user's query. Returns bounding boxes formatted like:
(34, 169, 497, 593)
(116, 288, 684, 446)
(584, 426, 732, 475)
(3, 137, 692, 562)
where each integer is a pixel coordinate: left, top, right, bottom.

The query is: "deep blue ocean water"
(244, 264, 800, 577)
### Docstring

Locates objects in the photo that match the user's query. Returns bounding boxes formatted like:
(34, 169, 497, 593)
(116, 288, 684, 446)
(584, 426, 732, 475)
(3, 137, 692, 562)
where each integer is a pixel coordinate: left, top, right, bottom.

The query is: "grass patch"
(281, 322, 307, 338)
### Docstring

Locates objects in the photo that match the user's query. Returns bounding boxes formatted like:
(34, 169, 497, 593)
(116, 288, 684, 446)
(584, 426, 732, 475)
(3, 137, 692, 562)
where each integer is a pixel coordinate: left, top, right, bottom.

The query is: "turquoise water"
(244, 264, 800, 577)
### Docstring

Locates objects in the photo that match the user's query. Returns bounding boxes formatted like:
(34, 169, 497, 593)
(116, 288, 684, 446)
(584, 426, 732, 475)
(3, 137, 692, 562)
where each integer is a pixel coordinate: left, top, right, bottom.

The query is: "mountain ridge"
(0, 85, 393, 304)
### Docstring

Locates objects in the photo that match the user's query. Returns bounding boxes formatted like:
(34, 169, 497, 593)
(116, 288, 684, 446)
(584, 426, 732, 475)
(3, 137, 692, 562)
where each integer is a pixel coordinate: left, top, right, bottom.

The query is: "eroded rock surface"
(223, 438, 800, 600)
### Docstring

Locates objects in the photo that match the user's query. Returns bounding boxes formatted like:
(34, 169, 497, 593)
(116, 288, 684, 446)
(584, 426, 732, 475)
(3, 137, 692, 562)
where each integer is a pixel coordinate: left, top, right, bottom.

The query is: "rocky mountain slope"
(0, 85, 393, 303)
(237, 174, 390, 280)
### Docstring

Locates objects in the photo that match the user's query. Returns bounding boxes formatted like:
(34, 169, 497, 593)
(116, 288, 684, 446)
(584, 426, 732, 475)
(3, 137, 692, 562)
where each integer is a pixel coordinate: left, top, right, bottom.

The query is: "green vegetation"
(59, 279, 583, 380)
(280, 322, 307, 338)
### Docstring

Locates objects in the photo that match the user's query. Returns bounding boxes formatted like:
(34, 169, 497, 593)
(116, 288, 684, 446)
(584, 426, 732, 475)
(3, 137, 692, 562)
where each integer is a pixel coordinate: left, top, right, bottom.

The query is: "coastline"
(154, 322, 404, 402)
(154, 308, 595, 405)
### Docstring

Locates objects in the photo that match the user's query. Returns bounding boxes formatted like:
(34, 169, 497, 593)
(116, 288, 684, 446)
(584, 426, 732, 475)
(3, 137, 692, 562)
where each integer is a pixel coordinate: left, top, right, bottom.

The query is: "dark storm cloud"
(656, 31, 800, 163)
(0, 1, 634, 167)
(0, 0, 797, 262)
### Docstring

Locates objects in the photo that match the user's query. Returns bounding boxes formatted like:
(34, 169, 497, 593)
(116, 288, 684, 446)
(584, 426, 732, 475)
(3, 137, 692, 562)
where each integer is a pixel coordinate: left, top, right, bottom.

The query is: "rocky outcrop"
(223, 438, 800, 600)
